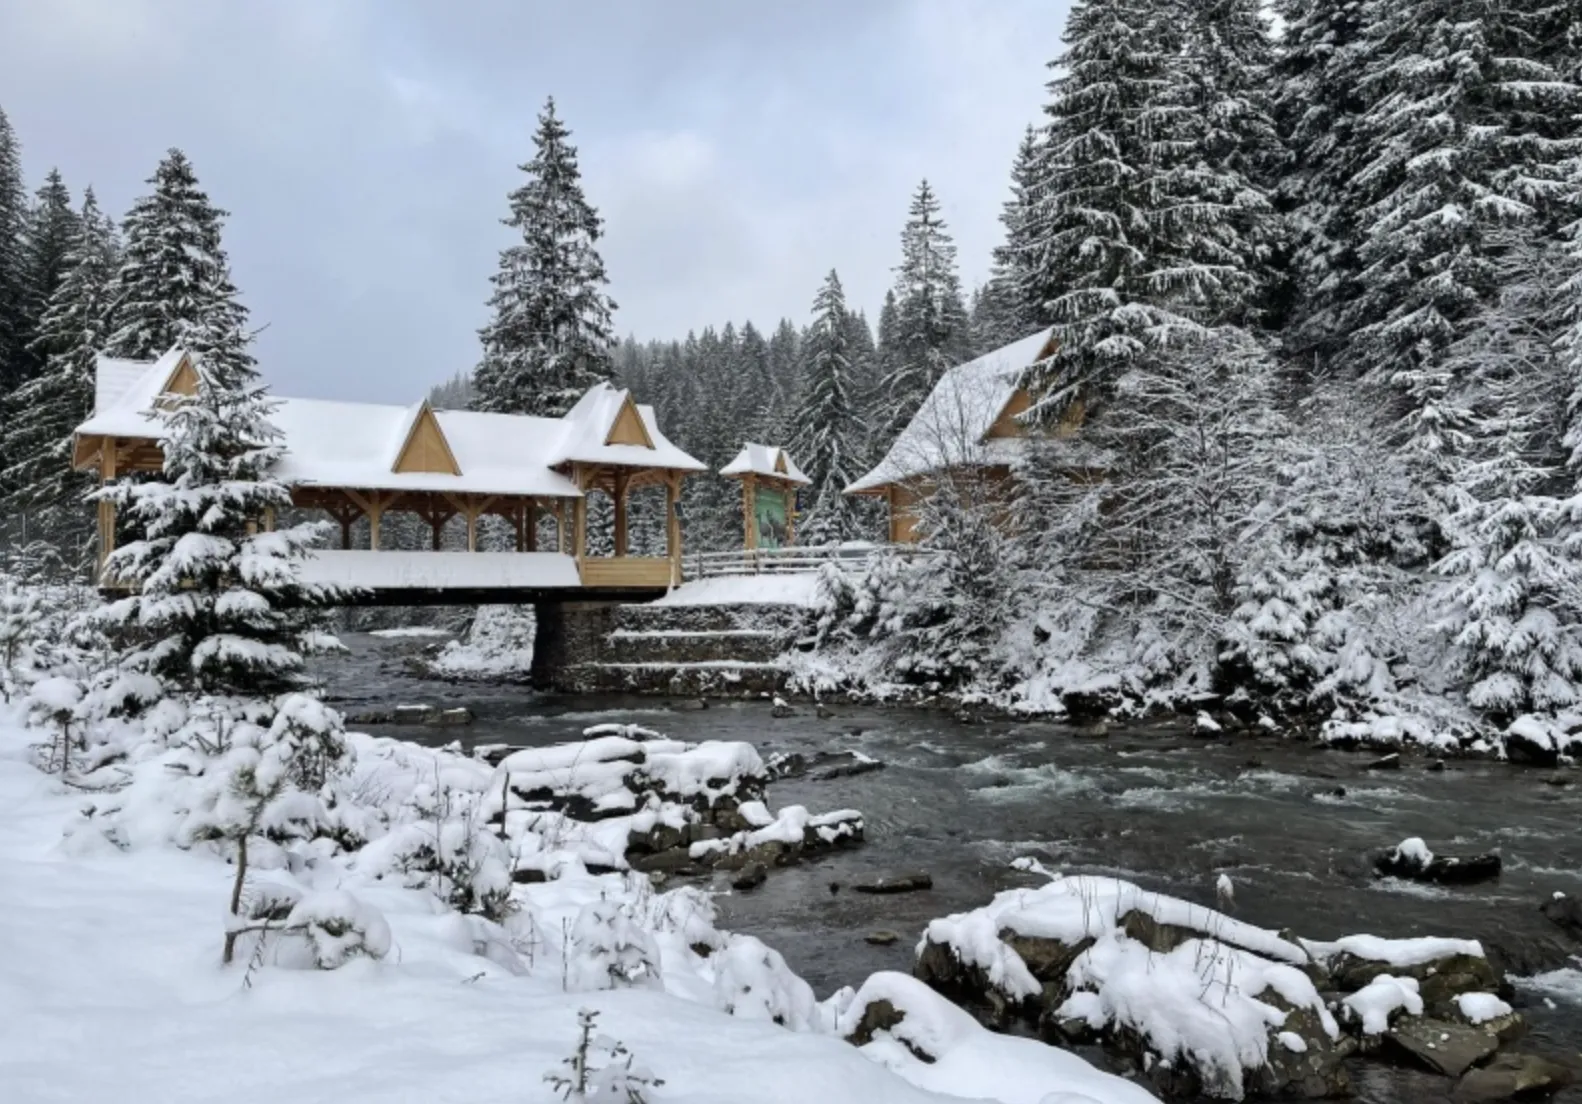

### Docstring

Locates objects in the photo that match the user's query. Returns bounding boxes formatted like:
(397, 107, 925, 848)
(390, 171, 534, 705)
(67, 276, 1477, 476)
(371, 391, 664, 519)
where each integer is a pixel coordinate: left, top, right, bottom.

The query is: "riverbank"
(321, 632, 1582, 1102)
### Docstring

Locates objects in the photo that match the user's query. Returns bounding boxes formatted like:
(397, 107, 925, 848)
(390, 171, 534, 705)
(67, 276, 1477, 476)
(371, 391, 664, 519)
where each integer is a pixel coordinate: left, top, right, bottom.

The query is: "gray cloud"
(0, 0, 1068, 401)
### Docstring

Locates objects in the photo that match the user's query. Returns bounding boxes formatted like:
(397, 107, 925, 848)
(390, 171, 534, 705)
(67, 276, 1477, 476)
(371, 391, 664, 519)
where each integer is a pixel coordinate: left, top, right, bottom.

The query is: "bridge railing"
(680, 543, 940, 582)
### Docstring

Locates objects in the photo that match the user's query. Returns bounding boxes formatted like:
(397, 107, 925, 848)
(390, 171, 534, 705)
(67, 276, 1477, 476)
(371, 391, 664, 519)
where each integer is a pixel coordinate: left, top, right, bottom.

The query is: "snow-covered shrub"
(26, 675, 84, 772)
(568, 900, 662, 991)
(544, 1008, 663, 1104)
(431, 605, 535, 679)
(275, 890, 392, 970)
(0, 577, 41, 702)
(710, 934, 818, 1030)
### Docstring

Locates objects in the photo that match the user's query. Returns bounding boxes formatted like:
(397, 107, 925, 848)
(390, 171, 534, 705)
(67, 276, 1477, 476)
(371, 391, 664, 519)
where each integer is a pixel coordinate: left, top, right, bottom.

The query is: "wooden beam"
(666, 471, 682, 586)
(97, 438, 117, 581)
(572, 466, 588, 564)
(743, 473, 758, 551)
(525, 498, 538, 552)
(613, 470, 629, 557)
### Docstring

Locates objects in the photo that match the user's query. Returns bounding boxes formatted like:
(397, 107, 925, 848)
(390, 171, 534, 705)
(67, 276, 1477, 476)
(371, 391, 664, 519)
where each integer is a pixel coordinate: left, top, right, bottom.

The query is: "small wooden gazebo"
(719, 443, 810, 550)
(72, 347, 708, 590)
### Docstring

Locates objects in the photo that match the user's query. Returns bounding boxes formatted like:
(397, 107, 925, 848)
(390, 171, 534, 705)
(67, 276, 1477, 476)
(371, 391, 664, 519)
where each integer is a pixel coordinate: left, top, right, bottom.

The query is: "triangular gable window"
(605, 395, 655, 449)
(392, 402, 462, 475)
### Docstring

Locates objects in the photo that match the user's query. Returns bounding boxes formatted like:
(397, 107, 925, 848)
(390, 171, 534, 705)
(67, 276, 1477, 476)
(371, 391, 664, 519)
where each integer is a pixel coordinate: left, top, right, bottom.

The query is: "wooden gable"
(773, 451, 788, 475)
(392, 402, 462, 475)
(605, 395, 655, 449)
(985, 387, 1034, 440)
(152, 354, 199, 410)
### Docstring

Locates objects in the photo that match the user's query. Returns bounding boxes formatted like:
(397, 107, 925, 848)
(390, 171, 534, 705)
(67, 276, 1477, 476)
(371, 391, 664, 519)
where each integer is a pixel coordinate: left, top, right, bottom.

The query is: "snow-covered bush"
(544, 1008, 663, 1104)
(568, 900, 663, 991)
(0, 577, 41, 702)
(275, 890, 392, 970)
(710, 934, 818, 1030)
(26, 674, 84, 773)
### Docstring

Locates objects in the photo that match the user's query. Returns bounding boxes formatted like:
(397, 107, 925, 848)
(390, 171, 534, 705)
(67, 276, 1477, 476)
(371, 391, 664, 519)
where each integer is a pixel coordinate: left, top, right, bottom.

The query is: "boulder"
(854, 872, 933, 895)
(393, 704, 438, 724)
(1374, 839, 1502, 886)
(865, 930, 901, 946)
(1251, 999, 1355, 1099)
(1540, 892, 1582, 941)
(1454, 1053, 1576, 1103)
(811, 758, 886, 781)
(434, 707, 474, 726)
(1328, 949, 1501, 1012)
(1383, 1018, 1501, 1078)
(1366, 752, 1402, 770)
(732, 862, 768, 891)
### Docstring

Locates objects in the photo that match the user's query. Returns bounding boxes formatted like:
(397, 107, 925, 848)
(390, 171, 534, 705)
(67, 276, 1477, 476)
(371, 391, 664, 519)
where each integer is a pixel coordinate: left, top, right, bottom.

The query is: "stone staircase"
(557, 601, 813, 696)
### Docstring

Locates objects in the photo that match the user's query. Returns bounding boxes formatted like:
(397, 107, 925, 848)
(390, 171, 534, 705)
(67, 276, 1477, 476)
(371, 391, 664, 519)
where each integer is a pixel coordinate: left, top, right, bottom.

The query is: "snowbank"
(657, 574, 821, 607)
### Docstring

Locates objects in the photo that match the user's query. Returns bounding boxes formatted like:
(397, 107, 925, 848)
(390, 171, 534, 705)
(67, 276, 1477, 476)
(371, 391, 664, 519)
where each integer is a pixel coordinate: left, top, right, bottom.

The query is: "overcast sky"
(1, 0, 1068, 402)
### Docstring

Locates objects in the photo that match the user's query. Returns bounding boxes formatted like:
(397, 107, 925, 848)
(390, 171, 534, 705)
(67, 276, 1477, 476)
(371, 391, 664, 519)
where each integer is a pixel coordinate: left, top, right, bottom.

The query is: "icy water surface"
(324, 632, 1582, 1103)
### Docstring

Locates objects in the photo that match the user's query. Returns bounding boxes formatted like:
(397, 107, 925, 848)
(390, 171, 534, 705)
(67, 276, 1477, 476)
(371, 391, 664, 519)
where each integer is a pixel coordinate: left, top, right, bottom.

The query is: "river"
(325, 632, 1582, 1103)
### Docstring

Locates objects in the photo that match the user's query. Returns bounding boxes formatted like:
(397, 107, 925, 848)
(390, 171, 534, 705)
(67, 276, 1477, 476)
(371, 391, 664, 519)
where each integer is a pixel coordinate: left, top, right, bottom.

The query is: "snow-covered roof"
(75, 349, 705, 498)
(845, 328, 1058, 494)
(719, 443, 810, 486)
(551, 382, 707, 472)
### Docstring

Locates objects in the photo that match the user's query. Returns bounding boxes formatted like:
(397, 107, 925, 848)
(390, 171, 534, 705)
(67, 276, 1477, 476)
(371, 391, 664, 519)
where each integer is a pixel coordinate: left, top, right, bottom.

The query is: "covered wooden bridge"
(72, 348, 709, 603)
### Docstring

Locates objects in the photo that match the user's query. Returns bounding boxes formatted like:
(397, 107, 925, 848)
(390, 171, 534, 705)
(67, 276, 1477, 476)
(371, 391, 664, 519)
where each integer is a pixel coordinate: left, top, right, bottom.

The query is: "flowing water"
(326, 632, 1582, 1102)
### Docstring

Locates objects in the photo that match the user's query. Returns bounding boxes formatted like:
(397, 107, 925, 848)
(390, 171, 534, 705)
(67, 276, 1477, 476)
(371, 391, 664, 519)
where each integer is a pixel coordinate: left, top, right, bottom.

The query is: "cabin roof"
(719, 443, 810, 485)
(74, 349, 705, 498)
(845, 327, 1060, 494)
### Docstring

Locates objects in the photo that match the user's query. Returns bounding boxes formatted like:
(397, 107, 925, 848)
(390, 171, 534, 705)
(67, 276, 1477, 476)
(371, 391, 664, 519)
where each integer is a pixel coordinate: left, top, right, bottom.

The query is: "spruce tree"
(22, 170, 79, 344)
(1345, 0, 1581, 468)
(2, 190, 118, 554)
(793, 270, 866, 544)
(1020, 0, 1270, 422)
(879, 180, 970, 445)
(0, 106, 26, 393)
(106, 149, 235, 360)
(473, 97, 616, 417)
(1273, 0, 1373, 359)
(983, 127, 1043, 343)
(98, 269, 340, 693)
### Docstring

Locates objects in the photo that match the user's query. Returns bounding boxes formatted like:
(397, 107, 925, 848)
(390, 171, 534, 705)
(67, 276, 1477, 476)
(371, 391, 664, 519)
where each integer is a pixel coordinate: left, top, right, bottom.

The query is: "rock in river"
(1454, 1052, 1577, 1103)
(1374, 836, 1501, 886)
(854, 872, 933, 895)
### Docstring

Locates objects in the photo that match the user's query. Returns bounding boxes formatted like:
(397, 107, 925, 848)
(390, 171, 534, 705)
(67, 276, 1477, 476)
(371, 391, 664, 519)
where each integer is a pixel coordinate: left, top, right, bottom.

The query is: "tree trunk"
(222, 832, 249, 964)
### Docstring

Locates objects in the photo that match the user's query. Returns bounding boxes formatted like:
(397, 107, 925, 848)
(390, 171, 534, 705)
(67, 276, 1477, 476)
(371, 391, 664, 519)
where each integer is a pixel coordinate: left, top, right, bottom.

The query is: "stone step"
(560, 660, 787, 696)
(602, 628, 788, 665)
(615, 601, 812, 636)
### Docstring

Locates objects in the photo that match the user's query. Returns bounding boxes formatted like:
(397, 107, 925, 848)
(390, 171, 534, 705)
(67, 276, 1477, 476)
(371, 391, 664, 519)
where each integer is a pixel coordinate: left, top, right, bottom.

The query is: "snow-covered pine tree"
(878, 181, 970, 445)
(104, 149, 234, 360)
(980, 127, 1044, 345)
(1019, 0, 1270, 423)
(1, 190, 118, 558)
(473, 97, 616, 418)
(16, 168, 79, 385)
(1273, 0, 1375, 362)
(97, 272, 342, 694)
(793, 270, 866, 545)
(1345, 0, 1581, 470)
(0, 105, 27, 394)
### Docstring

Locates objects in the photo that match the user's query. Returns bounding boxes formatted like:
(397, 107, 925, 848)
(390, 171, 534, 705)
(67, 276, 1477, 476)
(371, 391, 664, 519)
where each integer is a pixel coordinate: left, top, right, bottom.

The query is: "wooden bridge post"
(572, 465, 588, 565)
(613, 470, 629, 557)
(666, 471, 681, 586)
(742, 473, 757, 551)
(96, 438, 117, 582)
(525, 498, 537, 552)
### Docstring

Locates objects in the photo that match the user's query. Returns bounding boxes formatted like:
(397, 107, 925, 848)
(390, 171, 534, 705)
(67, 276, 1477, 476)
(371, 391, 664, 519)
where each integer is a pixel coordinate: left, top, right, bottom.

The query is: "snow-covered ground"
(0, 705, 1152, 1104)
(656, 574, 821, 607)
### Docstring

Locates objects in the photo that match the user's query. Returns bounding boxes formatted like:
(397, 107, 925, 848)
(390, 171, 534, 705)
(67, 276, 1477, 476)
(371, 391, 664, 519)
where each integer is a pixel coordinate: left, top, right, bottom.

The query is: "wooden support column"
(613, 470, 629, 557)
(785, 482, 797, 546)
(554, 500, 567, 554)
(743, 473, 758, 551)
(525, 498, 538, 552)
(262, 507, 276, 533)
(344, 489, 386, 551)
(572, 466, 589, 564)
(666, 471, 682, 586)
(443, 493, 494, 553)
(327, 498, 363, 550)
(97, 438, 117, 582)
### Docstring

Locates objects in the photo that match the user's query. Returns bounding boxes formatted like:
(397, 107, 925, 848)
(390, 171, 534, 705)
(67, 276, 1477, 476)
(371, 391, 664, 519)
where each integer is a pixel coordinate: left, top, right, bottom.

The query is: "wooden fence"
(680, 543, 939, 582)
